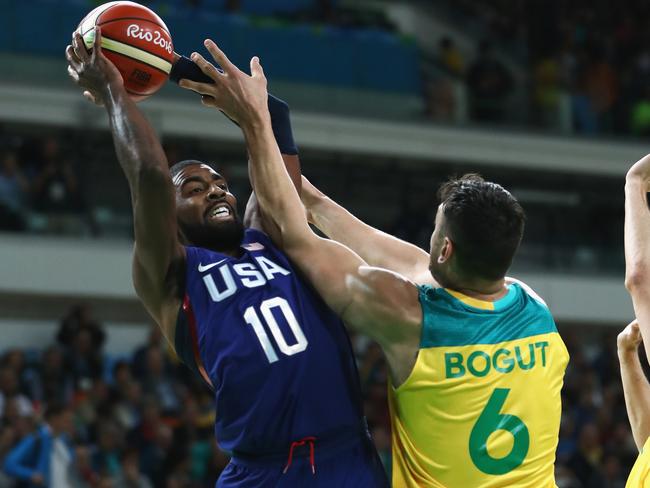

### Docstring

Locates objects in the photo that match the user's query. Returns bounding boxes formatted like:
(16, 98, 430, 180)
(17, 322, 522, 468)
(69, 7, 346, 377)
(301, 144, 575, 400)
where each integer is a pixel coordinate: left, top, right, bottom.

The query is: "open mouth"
(207, 203, 234, 221)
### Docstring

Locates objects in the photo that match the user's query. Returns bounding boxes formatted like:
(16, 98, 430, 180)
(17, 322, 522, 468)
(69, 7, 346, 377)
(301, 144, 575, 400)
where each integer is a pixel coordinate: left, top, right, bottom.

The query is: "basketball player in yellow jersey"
(299, 178, 570, 487)
(622, 154, 650, 486)
(180, 42, 568, 487)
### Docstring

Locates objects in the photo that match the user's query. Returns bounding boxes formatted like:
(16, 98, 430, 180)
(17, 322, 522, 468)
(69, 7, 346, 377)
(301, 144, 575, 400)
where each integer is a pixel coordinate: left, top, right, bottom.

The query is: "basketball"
(76, 1, 174, 102)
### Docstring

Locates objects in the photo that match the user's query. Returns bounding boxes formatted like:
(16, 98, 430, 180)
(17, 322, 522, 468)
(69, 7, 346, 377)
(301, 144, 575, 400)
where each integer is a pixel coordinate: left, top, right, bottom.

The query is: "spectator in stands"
(438, 37, 464, 76)
(28, 346, 73, 405)
(132, 324, 169, 381)
(533, 52, 565, 129)
(140, 347, 180, 414)
(466, 40, 514, 122)
(0, 151, 29, 231)
(582, 45, 619, 133)
(0, 367, 33, 419)
(3, 403, 75, 487)
(57, 304, 106, 353)
(2, 350, 30, 398)
(112, 379, 142, 433)
(424, 77, 457, 122)
(92, 421, 124, 480)
(65, 325, 105, 389)
(112, 448, 152, 488)
(31, 137, 86, 232)
(630, 86, 650, 136)
(567, 422, 603, 486)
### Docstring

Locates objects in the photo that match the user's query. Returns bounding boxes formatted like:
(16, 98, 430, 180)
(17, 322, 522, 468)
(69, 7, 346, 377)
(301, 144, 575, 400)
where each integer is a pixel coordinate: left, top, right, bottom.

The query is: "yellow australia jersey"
(389, 283, 569, 487)
(627, 437, 650, 487)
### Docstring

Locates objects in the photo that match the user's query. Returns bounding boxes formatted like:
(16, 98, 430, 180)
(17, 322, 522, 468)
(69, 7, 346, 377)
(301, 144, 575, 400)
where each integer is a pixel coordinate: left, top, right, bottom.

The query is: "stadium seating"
(2, 0, 420, 94)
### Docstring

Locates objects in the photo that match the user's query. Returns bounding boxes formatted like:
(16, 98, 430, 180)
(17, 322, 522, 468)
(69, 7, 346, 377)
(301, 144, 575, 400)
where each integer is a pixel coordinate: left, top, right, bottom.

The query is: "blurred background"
(0, 0, 646, 486)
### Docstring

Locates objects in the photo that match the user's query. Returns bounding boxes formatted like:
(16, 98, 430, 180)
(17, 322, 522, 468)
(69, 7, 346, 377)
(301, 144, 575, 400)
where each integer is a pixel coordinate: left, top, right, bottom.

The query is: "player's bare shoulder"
(344, 266, 422, 343)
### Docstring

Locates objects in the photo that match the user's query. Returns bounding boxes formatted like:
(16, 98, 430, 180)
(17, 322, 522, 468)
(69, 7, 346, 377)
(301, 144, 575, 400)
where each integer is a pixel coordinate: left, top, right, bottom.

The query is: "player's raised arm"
(625, 154, 650, 361)
(618, 320, 650, 451)
(301, 176, 434, 284)
(66, 29, 184, 334)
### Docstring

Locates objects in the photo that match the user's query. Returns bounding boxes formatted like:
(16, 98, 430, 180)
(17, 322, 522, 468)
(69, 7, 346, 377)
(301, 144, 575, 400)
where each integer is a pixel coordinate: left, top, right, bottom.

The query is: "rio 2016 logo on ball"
(77, 1, 174, 102)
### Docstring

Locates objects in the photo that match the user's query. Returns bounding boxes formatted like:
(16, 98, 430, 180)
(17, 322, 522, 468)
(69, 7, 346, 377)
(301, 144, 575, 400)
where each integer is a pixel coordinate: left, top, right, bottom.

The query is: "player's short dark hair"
(170, 159, 223, 179)
(438, 174, 525, 281)
(169, 160, 204, 180)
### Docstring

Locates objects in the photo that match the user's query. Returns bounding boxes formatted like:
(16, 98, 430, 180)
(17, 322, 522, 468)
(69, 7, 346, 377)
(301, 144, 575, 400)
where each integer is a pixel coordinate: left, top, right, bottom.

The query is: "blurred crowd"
(0, 303, 640, 487)
(0, 136, 87, 234)
(425, 0, 650, 136)
(0, 306, 228, 487)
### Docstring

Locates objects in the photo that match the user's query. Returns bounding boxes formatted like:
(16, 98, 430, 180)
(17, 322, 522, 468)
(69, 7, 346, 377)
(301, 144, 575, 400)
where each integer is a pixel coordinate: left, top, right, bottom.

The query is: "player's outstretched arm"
(625, 154, 650, 361)
(66, 29, 184, 335)
(301, 176, 434, 284)
(618, 320, 650, 450)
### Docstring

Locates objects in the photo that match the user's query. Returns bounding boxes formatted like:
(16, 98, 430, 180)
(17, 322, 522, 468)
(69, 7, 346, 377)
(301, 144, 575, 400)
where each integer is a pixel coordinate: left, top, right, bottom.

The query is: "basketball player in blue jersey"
(65, 29, 388, 487)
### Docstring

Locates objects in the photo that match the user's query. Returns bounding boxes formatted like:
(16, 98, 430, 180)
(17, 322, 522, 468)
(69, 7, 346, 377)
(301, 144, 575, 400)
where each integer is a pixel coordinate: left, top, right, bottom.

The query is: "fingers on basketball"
(72, 33, 90, 63)
(91, 27, 103, 62)
(65, 46, 82, 71)
(67, 64, 80, 83)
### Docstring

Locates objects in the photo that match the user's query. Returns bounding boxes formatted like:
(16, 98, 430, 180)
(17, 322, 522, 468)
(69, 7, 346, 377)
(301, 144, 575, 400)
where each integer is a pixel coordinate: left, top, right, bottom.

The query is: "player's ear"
(438, 237, 453, 264)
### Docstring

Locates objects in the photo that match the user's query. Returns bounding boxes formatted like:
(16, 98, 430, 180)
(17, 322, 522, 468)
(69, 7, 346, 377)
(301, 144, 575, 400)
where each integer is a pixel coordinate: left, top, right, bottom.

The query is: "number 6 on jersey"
(244, 297, 309, 363)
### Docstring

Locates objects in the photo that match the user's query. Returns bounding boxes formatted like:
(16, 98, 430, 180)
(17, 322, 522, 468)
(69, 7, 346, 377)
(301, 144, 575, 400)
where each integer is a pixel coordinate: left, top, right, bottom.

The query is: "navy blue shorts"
(216, 437, 389, 488)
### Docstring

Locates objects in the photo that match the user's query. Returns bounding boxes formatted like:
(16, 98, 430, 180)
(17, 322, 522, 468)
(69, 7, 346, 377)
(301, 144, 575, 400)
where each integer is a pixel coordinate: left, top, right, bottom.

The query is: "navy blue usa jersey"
(175, 228, 365, 456)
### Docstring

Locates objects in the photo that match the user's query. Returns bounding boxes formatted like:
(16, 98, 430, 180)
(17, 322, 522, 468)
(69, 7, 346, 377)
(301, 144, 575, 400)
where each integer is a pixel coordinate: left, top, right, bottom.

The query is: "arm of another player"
(301, 176, 434, 284)
(243, 95, 301, 233)
(66, 30, 184, 337)
(243, 153, 301, 235)
(625, 154, 650, 362)
(618, 320, 650, 451)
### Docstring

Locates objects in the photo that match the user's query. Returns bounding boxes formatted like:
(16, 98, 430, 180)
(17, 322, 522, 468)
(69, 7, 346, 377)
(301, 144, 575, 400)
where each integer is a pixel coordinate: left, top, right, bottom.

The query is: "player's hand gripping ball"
(76, 1, 173, 101)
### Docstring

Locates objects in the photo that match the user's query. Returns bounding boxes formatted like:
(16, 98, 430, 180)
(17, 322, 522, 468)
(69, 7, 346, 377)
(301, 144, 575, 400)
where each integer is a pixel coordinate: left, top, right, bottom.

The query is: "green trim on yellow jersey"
(419, 283, 558, 348)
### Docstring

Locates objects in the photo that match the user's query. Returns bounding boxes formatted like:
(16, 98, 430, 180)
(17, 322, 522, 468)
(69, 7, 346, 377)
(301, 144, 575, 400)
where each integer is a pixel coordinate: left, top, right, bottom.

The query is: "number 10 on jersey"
(243, 297, 308, 363)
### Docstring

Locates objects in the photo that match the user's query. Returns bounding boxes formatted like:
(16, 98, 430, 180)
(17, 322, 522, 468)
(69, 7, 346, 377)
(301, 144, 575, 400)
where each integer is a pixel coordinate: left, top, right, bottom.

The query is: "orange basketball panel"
(103, 50, 168, 100)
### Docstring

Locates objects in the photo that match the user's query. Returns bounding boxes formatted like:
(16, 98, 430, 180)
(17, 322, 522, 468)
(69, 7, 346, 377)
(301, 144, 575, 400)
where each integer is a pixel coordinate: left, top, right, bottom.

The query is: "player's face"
(173, 164, 245, 251)
(428, 205, 454, 287)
